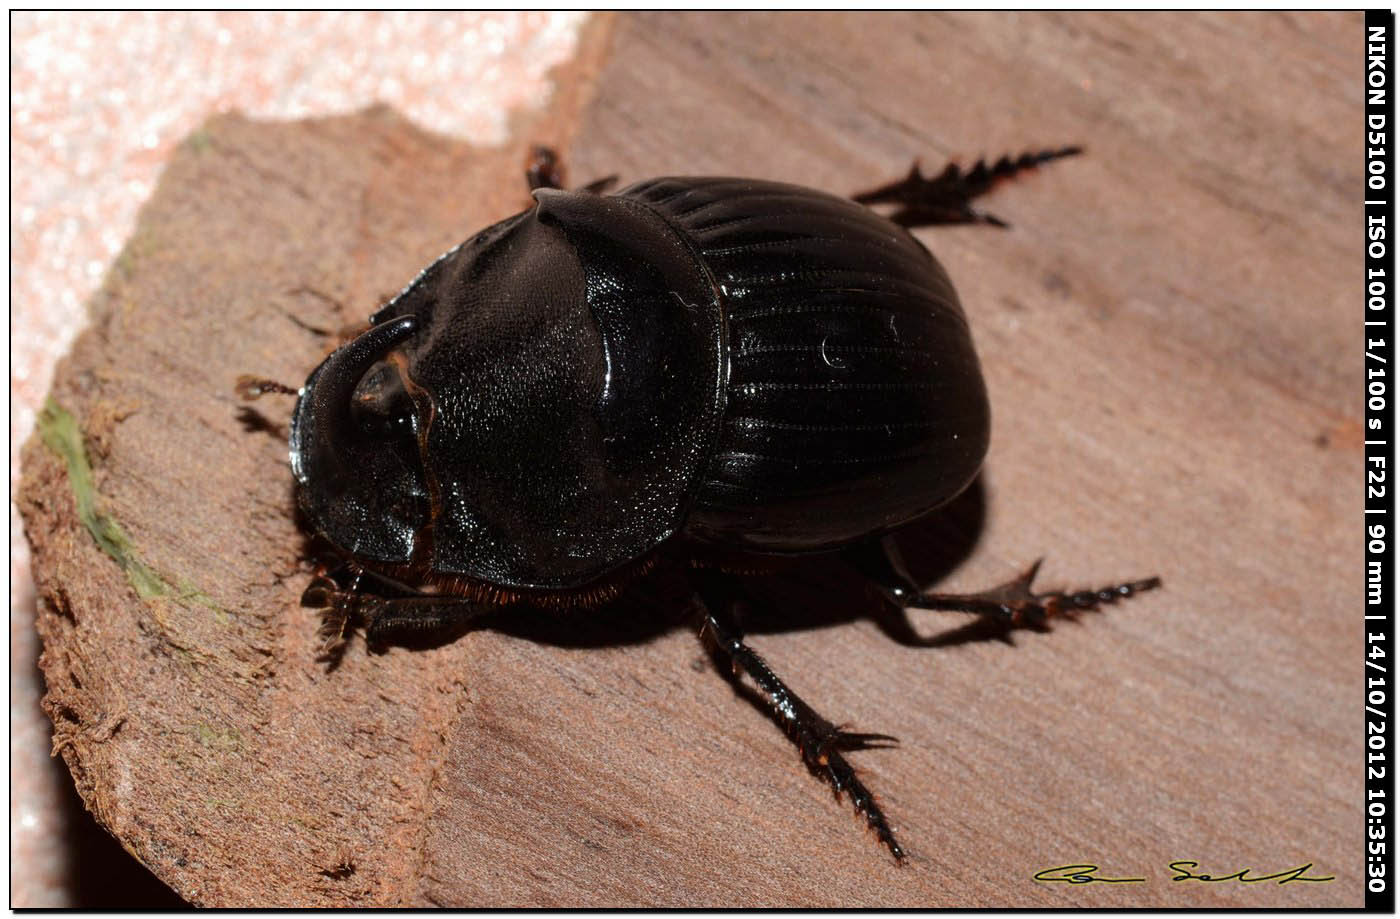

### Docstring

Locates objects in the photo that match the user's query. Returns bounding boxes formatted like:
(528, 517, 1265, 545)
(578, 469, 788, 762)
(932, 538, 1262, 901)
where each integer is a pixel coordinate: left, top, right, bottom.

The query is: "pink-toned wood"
(19, 12, 1361, 906)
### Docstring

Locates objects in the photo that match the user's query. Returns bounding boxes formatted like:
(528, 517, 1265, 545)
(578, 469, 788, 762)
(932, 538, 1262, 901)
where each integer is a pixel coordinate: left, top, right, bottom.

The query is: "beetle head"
(297, 194, 724, 591)
(290, 315, 432, 564)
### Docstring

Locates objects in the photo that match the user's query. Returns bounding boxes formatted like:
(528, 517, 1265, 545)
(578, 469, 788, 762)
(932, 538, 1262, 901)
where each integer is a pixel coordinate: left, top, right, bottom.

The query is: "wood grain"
(19, 12, 1362, 906)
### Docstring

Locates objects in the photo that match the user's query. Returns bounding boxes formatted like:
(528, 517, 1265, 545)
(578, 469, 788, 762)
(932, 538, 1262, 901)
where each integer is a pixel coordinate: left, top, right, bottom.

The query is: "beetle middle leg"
(851, 535, 1160, 634)
(693, 570, 906, 861)
(852, 146, 1082, 228)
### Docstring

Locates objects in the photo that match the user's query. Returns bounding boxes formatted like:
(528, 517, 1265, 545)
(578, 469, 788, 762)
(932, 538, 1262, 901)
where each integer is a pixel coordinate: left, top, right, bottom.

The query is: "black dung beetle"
(239, 145, 1160, 861)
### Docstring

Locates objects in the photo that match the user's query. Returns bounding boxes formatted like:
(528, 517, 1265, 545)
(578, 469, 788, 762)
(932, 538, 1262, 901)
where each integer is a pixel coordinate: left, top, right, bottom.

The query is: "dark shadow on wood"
(312, 474, 1051, 658)
(234, 405, 288, 442)
(54, 764, 191, 908)
(492, 475, 994, 650)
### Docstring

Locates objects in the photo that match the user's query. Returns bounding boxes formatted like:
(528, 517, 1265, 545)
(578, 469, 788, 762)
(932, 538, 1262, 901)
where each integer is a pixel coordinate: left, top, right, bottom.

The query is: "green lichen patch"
(176, 576, 229, 622)
(37, 398, 240, 645)
(38, 398, 169, 599)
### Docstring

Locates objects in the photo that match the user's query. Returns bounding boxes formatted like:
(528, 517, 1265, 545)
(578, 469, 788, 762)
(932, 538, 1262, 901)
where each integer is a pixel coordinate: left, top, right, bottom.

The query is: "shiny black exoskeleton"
(239, 145, 1160, 861)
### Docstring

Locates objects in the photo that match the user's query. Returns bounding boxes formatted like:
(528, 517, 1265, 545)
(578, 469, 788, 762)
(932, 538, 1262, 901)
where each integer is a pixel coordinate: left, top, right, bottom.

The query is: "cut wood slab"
(19, 12, 1361, 906)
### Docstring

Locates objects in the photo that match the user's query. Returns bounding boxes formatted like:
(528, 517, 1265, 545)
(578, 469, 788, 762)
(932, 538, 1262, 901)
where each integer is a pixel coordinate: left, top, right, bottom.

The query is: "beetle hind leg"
(911, 558, 1161, 628)
(852, 145, 1082, 229)
(852, 536, 1160, 634)
(694, 573, 907, 861)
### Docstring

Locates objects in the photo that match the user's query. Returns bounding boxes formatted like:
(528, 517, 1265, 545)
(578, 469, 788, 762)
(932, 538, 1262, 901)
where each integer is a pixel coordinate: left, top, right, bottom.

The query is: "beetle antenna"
(236, 374, 298, 400)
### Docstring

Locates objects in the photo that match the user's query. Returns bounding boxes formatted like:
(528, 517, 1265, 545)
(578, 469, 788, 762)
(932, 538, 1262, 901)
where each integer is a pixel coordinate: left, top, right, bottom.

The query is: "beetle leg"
(302, 577, 495, 653)
(525, 144, 618, 194)
(853, 536, 1160, 631)
(694, 573, 906, 861)
(851, 146, 1082, 228)
(912, 559, 1161, 628)
(357, 595, 496, 647)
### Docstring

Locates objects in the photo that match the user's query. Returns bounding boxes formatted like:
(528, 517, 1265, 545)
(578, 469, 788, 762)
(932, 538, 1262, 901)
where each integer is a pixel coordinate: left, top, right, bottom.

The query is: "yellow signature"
(1034, 861, 1335, 886)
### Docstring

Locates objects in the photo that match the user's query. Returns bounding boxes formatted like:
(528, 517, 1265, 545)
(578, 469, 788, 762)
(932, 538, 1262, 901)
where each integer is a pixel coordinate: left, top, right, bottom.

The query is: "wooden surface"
(18, 12, 1362, 906)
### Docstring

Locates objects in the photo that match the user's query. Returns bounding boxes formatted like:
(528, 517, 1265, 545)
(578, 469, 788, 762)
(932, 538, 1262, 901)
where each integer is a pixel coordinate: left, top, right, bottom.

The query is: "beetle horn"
(291, 315, 418, 483)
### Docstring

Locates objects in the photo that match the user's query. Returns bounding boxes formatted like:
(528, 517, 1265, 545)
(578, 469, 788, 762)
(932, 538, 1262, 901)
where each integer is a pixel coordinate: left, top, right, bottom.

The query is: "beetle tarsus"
(852, 145, 1083, 229)
(695, 575, 907, 862)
